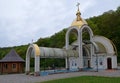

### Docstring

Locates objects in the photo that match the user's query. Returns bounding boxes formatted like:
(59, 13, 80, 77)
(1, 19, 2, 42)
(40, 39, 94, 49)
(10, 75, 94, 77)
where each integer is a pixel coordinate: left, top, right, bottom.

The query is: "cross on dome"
(76, 2, 80, 11)
(71, 3, 88, 28)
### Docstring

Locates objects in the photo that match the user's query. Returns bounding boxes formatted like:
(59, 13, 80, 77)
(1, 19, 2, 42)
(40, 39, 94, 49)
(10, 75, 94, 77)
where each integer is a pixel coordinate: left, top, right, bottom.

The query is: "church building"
(25, 4, 117, 76)
(66, 4, 117, 70)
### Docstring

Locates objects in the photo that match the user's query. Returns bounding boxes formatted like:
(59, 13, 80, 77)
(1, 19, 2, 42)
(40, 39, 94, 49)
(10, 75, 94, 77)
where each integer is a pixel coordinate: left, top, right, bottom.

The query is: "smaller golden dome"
(71, 4, 87, 28)
(71, 18, 87, 28)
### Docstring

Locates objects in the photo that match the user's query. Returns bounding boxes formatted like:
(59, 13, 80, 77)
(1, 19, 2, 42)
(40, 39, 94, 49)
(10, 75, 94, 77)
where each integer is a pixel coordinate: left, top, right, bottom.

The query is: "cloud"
(0, 0, 120, 47)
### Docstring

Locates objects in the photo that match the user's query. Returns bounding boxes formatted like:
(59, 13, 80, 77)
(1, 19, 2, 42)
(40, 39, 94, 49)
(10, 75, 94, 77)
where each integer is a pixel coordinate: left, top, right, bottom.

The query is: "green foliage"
(36, 28, 67, 48)
(40, 58, 65, 70)
(36, 28, 77, 48)
(87, 7, 120, 53)
(39, 76, 120, 83)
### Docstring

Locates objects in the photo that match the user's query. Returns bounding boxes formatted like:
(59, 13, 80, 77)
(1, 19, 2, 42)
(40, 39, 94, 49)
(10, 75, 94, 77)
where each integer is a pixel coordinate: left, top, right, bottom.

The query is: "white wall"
(68, 54, 117, 70)
(92, 55, 106, 70)
(112, 56, 117, 69)
(69, 57, 80, 69)
(92, 55, 117, 70)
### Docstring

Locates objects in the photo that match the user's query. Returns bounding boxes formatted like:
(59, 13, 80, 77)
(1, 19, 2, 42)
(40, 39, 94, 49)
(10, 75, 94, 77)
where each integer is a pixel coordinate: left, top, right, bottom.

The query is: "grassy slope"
(38, 76, 120, 83)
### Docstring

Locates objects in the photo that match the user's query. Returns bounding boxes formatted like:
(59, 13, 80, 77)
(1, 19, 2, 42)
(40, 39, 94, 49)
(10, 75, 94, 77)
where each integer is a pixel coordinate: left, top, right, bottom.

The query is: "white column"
(90, 44, 94, 68)
(65, 58, 68, 69)
(66, 33, 69, 50)
(25, 54, 30, 74)
(65, 30, 69, 69)
(90, 28, 94, 68)
(78, 30, 83, 69)
(34, 55, 40, 76)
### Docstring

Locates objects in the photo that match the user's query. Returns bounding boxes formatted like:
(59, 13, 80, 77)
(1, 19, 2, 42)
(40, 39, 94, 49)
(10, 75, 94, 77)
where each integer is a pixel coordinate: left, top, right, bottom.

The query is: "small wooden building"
(0, 49, 25, 74)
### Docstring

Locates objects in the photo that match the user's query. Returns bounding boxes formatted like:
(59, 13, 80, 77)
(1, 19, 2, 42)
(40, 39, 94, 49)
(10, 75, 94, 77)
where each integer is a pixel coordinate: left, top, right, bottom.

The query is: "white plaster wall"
(103, 56, 107, 69)
(92, 55, 117, 70)
(98, 56, 104, 69)
(112, 56, 117, 69)
(69, 55, 117, 70)
(92, 55, 106, 70)
(91, 56, 96, 69)
(69, 57, 80, 69)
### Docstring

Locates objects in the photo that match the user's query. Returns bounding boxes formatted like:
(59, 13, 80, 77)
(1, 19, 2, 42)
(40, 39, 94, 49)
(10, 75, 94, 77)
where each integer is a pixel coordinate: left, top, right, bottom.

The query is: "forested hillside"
(0, 6, 120, 66)
(87, 7, 120, 55)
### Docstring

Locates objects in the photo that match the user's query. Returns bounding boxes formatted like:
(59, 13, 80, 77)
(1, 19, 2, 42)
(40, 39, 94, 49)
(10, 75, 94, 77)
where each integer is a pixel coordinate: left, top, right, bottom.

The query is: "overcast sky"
(0, 0, 120, 47)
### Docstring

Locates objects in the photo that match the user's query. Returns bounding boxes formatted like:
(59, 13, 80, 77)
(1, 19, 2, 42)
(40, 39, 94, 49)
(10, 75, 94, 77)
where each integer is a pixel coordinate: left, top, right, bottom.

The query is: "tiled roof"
(0, 49, 25, 62)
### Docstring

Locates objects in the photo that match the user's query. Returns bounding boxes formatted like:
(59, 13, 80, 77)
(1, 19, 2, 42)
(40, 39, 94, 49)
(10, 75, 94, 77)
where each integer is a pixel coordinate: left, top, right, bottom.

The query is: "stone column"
(34, 55, 40, 76)
(65, 30, 69, 69)
(25, 54, 30, 75)
(90, 43, 94, 68)
(77, 30, 83, 70)
(65, 58, 68, 69)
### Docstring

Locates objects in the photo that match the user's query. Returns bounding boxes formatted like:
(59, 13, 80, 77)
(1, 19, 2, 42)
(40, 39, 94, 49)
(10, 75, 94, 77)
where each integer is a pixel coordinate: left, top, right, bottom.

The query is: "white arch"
(80, 25, 94, 68)
(26, 44, 40, 75)
(80, 24, 94, 40)
(26, 44, 79, 75)
(66, 26, 79, 49)
(26, 44, 40, 57)
(65, 26, 84, 69)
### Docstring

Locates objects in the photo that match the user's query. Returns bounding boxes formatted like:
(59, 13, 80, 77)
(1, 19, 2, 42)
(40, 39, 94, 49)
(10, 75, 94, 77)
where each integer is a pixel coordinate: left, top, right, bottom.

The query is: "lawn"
(37, 76, 120, 83)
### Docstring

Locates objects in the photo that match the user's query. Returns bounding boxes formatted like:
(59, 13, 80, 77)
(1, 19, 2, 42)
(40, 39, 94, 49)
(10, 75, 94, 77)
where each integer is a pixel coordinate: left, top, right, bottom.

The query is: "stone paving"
(0, 70, 120, 83)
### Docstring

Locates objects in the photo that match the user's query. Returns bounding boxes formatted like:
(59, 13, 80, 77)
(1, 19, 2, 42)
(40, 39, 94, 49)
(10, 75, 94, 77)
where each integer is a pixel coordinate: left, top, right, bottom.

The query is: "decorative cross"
(76, 2, 80, 9)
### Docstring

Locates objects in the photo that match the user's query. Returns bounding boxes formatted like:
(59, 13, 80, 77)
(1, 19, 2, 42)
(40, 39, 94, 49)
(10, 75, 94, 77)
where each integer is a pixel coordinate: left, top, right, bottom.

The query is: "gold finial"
(76, 2, 81, 21)
(71, 3, 88, 28)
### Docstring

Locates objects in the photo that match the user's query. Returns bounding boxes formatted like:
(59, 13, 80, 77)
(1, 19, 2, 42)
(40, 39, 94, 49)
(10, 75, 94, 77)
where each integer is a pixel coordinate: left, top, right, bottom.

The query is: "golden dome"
(71, 18, 87, 28)
(71, 4, 87, 28)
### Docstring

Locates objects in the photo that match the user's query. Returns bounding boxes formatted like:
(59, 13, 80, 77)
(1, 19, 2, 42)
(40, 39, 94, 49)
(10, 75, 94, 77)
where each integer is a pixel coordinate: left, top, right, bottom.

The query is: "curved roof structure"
(93, 36, 115, 55)
(39, 47, 78, 58)
(94, 42, 106, 53)
(70, 35, 116, 55)
(26, 44, 79, 58)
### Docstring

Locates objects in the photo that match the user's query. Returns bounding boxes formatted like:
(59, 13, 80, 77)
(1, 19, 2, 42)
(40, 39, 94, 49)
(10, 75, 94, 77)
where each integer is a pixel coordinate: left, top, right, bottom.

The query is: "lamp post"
(96, 54, 98, 72)
(43, 51, 45, 72)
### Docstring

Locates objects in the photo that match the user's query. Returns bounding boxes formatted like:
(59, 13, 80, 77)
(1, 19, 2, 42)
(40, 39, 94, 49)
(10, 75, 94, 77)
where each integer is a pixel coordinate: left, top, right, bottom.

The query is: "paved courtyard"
(0, 70, 120, 83)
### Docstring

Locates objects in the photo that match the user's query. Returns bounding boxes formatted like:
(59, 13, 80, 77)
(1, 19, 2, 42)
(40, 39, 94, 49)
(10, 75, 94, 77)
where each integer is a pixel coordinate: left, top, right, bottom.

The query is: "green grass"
(38, 76, 120, 83)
